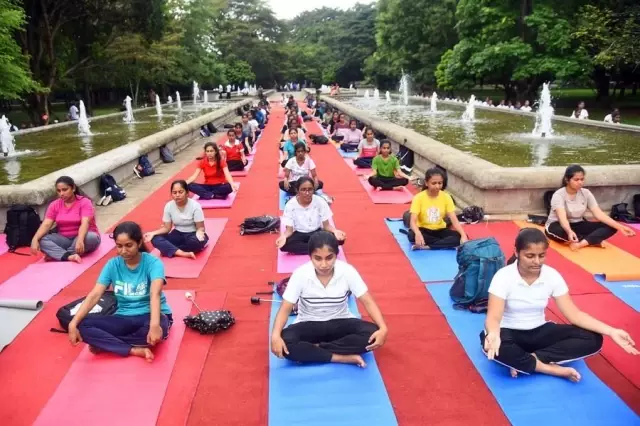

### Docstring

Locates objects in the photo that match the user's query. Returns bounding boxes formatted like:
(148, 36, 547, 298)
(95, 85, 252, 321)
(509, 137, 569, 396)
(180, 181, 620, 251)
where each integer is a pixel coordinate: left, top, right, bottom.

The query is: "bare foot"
(510, 368, 518, 378)
(67, 254, 82, 263)
(550, 365, 581, 382)
(130, 347, 154, 362)
(175, 250, 197, 259)
(331, 354, 367, 368)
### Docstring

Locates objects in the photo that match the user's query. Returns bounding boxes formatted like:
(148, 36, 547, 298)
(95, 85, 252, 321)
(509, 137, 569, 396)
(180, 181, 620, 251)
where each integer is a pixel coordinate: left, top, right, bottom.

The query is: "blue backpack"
(450, 237, 505, 312)
(138, 155, 155, 176)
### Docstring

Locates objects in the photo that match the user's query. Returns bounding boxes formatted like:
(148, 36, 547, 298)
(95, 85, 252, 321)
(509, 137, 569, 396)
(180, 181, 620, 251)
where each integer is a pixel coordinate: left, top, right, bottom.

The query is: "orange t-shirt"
(221, 140, 243, 162)
(199, 157, 228, 185)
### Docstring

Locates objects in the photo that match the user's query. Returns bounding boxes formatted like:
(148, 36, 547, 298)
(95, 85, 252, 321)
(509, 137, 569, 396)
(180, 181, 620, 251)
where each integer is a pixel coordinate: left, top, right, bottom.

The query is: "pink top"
(45, 196, 99, 238)
(337, 128, 363, 144)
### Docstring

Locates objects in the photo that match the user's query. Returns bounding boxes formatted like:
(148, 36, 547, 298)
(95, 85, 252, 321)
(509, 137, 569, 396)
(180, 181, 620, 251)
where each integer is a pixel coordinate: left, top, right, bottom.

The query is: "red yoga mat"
(33, 290, 192, 426)
(359, 178, 413, 204)
(608, 231, 640, 259)
(150, 218, 227, 278)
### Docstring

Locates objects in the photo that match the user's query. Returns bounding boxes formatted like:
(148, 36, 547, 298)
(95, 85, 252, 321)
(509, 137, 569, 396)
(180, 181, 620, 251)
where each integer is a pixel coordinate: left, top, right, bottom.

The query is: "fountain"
(385, 91, 391, 102)
(399, 73, 410, 106)
(430, 92, 438, 113)
(373, 88, 380, 99)
(532, 83, 554, 138)
(349, 84, 353, 90)
(203, 91, 208, 104)
(461, 95, 476, 122)
(176, 91, 182, 110)
(123, 96, 134, 123)
(219, 84, 223, 93)
(364, 90, 370, 99)
(0, 116, 16, 157)
(78, 101, 92, 136)
(193, 81, 200, 105)
(155, 95, 163, 118)
(167, 95, 173, 104)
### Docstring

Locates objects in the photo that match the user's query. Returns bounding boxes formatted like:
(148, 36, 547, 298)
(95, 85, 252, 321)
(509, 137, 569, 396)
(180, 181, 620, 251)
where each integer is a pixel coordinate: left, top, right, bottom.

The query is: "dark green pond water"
(1, 103, 230, 185)
(342, 98, 640, 167)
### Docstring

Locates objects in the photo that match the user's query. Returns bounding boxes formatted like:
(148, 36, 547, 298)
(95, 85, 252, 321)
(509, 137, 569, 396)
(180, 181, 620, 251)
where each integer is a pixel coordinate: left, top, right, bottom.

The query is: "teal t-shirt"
(372, 155, 400, 178)
(283, 139, 307, 160)
(97, 252, 172, 316)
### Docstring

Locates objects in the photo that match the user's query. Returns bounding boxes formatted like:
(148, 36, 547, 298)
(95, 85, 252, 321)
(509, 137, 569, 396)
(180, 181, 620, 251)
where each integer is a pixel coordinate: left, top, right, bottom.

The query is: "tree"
(0, 0, 36, 99)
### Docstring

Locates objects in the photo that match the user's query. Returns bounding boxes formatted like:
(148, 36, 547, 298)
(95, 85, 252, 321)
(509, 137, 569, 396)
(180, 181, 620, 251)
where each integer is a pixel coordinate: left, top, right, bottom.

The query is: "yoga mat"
(608, 231, 640, 259)
(360, 179, 413, 204)
(192, 183, 240, 209)
(150, 219, 227, 278)
(230, 159, 253, 177)
(279, 189, 292, 211)
(33, 290, 192, 426)
(0, 236, 116, 301)
(276, 218, 346, 273)
(338, 148, 358, 159)
(345, 158, 368, 176)
(514, 221, 640, 281)
(385, 220, 458, 283)
(630, 224, 640, 231)
(0, 234, 8, 255)
(594, 274, 640, 312)
(426, 283, 639, 426)
(268, 293, 398, 426)
(0, 299, 43, 351)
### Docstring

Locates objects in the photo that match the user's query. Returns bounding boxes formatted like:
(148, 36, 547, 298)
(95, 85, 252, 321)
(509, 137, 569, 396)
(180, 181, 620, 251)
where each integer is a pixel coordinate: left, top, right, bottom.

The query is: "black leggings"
(281, 229, 343, 254)
(480, 323, 603, 374)
(227, 159, 246, 172)
(340, 143, 359, 152)
(368, 176, 408, 190)
(282, 318, 379, 363)
(353, 157, 373, 169)
(187, 183, 232, 200)
(279, 179, 324, 196)
(546, 220, 616, 246)
(407, 227, 461, 249)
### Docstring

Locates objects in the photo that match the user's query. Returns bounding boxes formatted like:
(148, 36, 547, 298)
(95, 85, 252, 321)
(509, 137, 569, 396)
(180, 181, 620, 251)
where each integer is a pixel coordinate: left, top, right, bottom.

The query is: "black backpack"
(610, 202, 640, 223)
(4, 205, 41, 253)
(240, 215, 280, 235)
(397, 142, 414, 174)
(52, 291, 118, 332)
(310, 134, 329, 145)
(99, 174, 126, 202)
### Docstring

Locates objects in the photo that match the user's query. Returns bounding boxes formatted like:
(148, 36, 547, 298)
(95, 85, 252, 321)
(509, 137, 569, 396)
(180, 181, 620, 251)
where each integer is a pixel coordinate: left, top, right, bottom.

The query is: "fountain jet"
(176, 91, 182, 110)
(123, 96, 134, 123)
(0, 115, 16, 156)
(532, 83, 554, 138)
(193, 81, 199, 105)
(430, 92, 438, 113)
(461, 95, 476, 122)
(78, 101, 92, 136)
(155, 95, 163, 118)
(399, 73, 410, 106)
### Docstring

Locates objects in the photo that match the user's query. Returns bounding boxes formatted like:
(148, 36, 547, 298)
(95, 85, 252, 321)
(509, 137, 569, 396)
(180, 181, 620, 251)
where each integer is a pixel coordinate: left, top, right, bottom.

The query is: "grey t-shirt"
(546, 187, 598, 226)
(163, 199, 205, 233)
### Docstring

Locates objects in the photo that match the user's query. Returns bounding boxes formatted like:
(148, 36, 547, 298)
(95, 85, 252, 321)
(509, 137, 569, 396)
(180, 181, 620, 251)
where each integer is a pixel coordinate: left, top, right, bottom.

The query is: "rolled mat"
(426, 282, 639, 425)
(385, 220, 458, 283)
(0, 299, 43, 351)
(514, 221, 640, 281)
(594, 274, 640, 312)
(268, 293, 398, 426)
(192, 183, 240, 209)
(0, 236, 115, 301)
(150, 218, 227, 278)
(33, 290, 192, 426)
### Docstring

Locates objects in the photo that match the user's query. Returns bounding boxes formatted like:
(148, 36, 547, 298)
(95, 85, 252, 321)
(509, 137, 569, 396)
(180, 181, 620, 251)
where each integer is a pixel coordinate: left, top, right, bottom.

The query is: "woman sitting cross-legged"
(482, 228, 638, 381)
(280, 127, 309, 168)
(545, 164, 635, 251)
(144, 180, 208, 260)
(408, 167, 467, 250)
(353, 128, 380, 169)
(279, 142, 323, 196)
(68, 222, 174, 362)
(31, 176, 101, 263)
(367, 140, 412, 191)
(220, 128, 248, 172)
(271, 231, 388, 367)
(187, 142, 238, 200)
(276, 177, 345, 255)
(338, 119, 363, 152)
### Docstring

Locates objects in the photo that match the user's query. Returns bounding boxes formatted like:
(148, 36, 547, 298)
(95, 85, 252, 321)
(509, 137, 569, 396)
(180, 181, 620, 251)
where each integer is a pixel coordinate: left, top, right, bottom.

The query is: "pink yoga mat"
(192, 183, 240, 209)
(230, 159, 253, 177)
(0, 236, 115, 301)
(631, 224, 640, 231)
(150, 218, 226, 278)
(0, 234, 8, 256)
(276, 219, 346, 273)
(33, 290, 192, 426)
(359, 178, 413, 204)
(278, 167, 285, 179)
(345, 158, 368, 176)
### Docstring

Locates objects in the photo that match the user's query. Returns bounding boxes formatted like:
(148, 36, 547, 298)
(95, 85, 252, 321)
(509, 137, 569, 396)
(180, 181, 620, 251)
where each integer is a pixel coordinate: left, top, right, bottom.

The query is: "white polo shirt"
(282, 194, 332, 233)
(283, 260, 368, 323)
(488, 262, 569, 330)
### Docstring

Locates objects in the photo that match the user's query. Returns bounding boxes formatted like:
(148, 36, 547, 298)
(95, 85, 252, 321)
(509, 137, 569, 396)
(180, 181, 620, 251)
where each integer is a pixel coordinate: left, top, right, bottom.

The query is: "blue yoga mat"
(385, 220, 458, 282)
(338, 148, 358, 158)
(594, 274, 640, 312)
(426, 282, 639, 426)
(268, 294, 398, 426)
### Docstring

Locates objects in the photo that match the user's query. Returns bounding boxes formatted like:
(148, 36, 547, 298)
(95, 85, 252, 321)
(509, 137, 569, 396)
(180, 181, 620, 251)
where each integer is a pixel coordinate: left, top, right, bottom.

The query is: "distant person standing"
(68, 103, 79, 121)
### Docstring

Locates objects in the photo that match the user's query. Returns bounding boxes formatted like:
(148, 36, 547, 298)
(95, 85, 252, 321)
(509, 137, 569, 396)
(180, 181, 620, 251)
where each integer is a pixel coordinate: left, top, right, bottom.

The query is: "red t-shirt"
(221, 140, 243, 161)
(199, 157, 228, 185)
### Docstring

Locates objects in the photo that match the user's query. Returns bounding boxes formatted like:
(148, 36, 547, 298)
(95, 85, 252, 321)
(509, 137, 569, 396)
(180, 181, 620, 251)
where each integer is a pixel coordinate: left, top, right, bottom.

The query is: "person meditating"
(276, 177, 345, 254)
(144, 180, 208, 259)
(68, 222, 173, 362)
(408, 167, 467, 250)
(220, 128, 248, 172)
(367, 140, 412, 191)
(31, 176, 101, 263)
(280, 127, 308, 168)
(271, 231, 388, 367)
(338, 119, 363, 152)
(353, 128, 380, 169)
(546, 165, 635, 251)
(279, 142, 323, 196)
(187, 142, 238, 200)
(482, 228, 638, 381)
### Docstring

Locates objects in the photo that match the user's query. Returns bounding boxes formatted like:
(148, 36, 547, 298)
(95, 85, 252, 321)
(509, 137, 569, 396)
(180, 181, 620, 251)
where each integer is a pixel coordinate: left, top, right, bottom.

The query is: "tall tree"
(0, 0, 36, 99)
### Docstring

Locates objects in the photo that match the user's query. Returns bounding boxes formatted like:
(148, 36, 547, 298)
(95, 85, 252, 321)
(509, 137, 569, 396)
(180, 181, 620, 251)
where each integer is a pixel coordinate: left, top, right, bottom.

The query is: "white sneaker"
(96, 195, 107, 206)
(102, 195, 113, 206)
